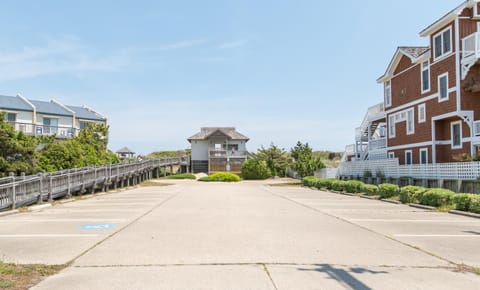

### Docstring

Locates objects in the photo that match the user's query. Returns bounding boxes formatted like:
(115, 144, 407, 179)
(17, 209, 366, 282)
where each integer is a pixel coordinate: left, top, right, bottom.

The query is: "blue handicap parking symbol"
(81, 224, 115, 230)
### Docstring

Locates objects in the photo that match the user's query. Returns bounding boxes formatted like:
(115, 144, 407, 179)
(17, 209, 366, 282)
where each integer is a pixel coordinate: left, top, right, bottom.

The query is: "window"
(451, 121, 462, 149)
(438, 73, 449, 101)
(433, 27, 452, 60)
(407, 109, 414, 135)
(43, 117, 58, 135)
(6, 113, 16, 123)
(405, 150, 413, 165)
(385, 80, 391, 107)
(420, 148, 428, 164)
(79, 121, 89, 129)
(388, 115, 395, 138)
(388, 152, 395, 159)
(418, 104, 426, 123)
(421, 61, 430, 93)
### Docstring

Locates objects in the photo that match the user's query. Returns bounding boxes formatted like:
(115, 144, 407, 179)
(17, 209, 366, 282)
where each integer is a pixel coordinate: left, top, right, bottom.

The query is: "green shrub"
(198, 172, 241, 182)
(241, 159, 272, 180)
(399, 185, 428, 204)
(469, 195, 480, 214)
(361, 184, 379, 196)
(166, 173, 196, 180)
(378, 183, 399, 199)
(317, 178, 337, 190)
(303, 176, 319, 187)
(453, 193, 475, 211)
(331, 180, 347, 192)
(344, 180, 365, 193)
(419, 188, 455, 207)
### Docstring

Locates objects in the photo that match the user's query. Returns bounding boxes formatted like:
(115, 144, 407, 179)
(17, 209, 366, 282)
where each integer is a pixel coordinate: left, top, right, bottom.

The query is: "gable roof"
(30, 100, 73, 117)
(187, 127, 249, 142)
(67, 105, 106, 121)
(0, 95, 33, 112)
(419, 0, 476, 37)
(377, 46, 430, 83)
(116, 147, 135, 154)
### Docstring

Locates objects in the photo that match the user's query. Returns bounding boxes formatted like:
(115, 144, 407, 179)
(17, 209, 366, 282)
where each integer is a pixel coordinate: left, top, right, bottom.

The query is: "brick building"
(351, 0, 480, 165)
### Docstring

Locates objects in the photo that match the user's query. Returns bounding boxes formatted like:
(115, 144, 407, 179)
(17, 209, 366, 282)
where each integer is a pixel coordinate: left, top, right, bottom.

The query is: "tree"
(241, 158, 271, 180)
(254, 143, 291, 177)
(290, 141, 324, 177)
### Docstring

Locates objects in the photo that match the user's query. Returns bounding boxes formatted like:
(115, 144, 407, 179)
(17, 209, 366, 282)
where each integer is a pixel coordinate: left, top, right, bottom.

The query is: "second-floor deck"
(462, 31, 480, 80)
(7, 122, 78, 139)
(208, 149, 248, 159)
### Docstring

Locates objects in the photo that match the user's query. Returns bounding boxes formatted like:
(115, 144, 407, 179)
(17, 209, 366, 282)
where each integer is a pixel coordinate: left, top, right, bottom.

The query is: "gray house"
(0, 94, 106, 138)
(187, 127, 249, 174)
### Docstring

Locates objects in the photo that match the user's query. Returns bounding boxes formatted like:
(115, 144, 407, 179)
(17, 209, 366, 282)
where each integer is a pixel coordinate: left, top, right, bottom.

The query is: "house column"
(431, 119, 436, 164)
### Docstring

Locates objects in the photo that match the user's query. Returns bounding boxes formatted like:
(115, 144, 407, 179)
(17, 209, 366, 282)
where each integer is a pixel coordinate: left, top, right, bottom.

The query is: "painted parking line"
(0, 234, 99, 238)
(81, 224, 115, 230)
(351, 219, 480, 223)
(394, 234, 480, 238)
(0, 219, 126, 223)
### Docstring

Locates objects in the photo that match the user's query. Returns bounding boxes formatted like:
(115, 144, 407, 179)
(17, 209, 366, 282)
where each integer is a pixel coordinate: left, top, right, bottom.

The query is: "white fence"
(315, 168, 338, 179)
(338, 159, 480, 180)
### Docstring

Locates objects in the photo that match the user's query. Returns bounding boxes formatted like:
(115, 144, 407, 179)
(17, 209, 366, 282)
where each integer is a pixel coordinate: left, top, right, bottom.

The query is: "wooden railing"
(0, 157, 189, 211)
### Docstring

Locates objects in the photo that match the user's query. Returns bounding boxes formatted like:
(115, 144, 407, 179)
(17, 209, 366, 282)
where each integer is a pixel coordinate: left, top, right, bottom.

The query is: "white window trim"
(451, 120, 463, 149)
(418, 103, 426, 123)
(388, 115, 396, 138)
(438, 72, 449, 102)
(433, 26, 453, 62)
(388, 152, 395, 159)
(420, 148, 428, 164)
(421, 60, 430, 94)
(405, 150, 413, 165)
(406, 109, 415, 135)
(385, 80, 392, 107)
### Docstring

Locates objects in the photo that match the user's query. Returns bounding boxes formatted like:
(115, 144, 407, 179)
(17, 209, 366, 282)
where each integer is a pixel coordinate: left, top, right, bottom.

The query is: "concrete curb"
(0, 209, 20, 217)
(381, 199, 402, 204)
(29, 204, 52, 212)
(448, 209, 480, 219)
(409, 204, 436, 211)
(359, 195, 379, 200)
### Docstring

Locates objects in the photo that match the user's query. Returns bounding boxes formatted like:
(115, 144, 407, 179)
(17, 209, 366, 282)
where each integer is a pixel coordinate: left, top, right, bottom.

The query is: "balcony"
(208, 149, 247, 159)
(6, 122, 77, 139)
(461, 32, 480, 79)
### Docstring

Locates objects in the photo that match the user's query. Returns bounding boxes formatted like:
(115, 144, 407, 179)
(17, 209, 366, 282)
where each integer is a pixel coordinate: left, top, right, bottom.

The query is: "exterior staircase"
(354, 103, 387, 161)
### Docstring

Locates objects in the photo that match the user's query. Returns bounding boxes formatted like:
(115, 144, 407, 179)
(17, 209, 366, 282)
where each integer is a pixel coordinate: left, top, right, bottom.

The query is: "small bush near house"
(419, 188, 455, 207)
(316, 178, 337, 190)
(331, 180, 347, 192)
(361, 184, 379, 196)
(344, 180, 365, 194)
(469, 195, 480, 214)
(453, 193, 480, 213)
(303, 176, 319, 187)
(241, 159, 272, 180)
(399, 185, 428, 204)
(198, 172, 241, 182)
(378, 183, 399, 199)
(166, 173, 196, 180)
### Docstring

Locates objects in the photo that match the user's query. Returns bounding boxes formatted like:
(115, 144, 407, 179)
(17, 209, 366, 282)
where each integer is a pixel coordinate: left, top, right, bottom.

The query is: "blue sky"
(0, 1, 458, 154)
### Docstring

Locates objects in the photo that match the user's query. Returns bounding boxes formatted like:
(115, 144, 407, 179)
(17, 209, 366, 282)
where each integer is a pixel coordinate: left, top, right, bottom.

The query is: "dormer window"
(433, 27, 452, 60)
(385, 80, 392, 107)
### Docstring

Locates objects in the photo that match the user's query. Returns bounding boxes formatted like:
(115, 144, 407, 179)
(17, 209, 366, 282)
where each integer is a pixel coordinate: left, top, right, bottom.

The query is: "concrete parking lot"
(0, 180, 479, 289)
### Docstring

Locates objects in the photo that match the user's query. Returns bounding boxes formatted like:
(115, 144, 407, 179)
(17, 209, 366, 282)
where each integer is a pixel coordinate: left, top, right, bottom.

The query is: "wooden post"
(67, 171, 72, 198)
(37, 173, 44, 204)
(10, 173, 16, 210)
(48, 176, 53, 202)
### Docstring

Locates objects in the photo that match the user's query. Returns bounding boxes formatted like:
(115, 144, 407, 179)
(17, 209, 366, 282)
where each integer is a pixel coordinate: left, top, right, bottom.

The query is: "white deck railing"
(338, 159, 480, 180)
(462, 32, 480, 62)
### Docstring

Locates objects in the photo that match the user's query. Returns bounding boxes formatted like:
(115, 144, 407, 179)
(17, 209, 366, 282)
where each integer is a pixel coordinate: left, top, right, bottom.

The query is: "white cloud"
(0, 36, 130, 81)
(217, 39, 248, 49)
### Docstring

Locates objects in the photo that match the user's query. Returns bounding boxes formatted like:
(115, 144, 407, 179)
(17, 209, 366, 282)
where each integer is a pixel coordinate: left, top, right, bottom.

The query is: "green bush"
(166, 173, 196, 180)
(344, 180, 365, 193)
(331, 180, 347, 192)
(469, 195, 480, 214)
(361, 184, 379, 196)
(198, 172, 241, 182)
(399, 185, 428, 204)
(378, 183, 399, 199)
(303, 176, 319, 187)
(317, 178, 337, 190)
(241, 159, 272, 180)
(419, 188, 455, 207)
(453, 193, 480, 213)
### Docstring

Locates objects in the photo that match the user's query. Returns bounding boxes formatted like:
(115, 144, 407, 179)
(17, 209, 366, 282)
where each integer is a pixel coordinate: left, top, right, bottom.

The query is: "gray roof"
(30, 100, 72, 117)
(399, 46, 430, 59)
(67, 105, 105, 121)
(116, 147, 135, 154)
(188, 127, 249, 142)
(0, 95, 33, 111)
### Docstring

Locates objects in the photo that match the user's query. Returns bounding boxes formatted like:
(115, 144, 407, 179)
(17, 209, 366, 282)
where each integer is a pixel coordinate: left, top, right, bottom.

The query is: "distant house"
(0, 94, 106, 138)
(116, 147, 136, 160)
(187, 127, 249, 174)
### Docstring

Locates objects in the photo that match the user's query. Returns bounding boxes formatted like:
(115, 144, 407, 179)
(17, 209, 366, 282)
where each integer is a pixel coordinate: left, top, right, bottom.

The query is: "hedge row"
(302, 177, 480, 214)
(198, 172, 241, 182)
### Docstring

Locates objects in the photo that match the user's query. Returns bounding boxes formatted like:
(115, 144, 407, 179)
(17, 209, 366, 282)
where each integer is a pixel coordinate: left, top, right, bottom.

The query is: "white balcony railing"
(208, 149, 247, 158)
(369, 138, 387, 150)
(6, 122, 77, 138)
(462, 32, 480, 62)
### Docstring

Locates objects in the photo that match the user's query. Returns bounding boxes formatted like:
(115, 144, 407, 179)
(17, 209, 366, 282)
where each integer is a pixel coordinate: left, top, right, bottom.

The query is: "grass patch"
(139, 181, 174, 187)
(0, 262, 66, 289)
(166, 173, 196, 180)
(269, 181, 302, 187)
